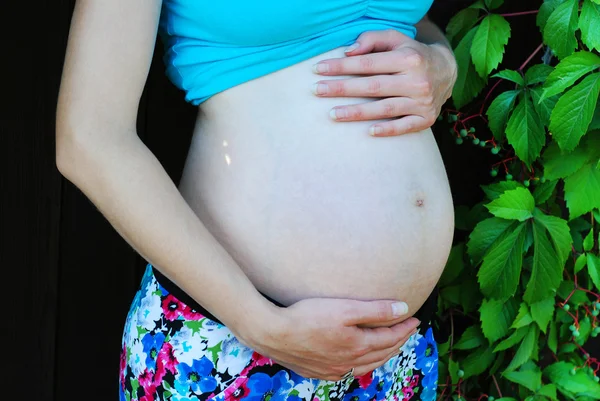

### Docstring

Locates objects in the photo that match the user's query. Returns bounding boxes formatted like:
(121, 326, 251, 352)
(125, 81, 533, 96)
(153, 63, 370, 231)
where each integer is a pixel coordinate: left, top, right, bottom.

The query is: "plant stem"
(501, 10, 539, 17)
(479, 79, 504, 115)
(492, 375, 503, 398)
(518, 43, 544, 72)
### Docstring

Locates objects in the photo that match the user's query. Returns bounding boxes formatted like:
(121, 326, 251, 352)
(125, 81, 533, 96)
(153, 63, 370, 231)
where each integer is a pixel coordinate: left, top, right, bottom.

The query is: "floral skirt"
(119, 264, 439, 401)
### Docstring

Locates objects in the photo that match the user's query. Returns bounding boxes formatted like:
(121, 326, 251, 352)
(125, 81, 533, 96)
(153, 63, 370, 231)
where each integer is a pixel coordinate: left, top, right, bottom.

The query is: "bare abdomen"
(178, 48, 454, 315)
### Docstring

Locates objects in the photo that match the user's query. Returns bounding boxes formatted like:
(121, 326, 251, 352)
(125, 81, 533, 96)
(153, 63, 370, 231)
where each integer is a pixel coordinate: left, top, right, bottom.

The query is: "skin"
(313, 17, 458, 137)
(55, 0, 455, 381)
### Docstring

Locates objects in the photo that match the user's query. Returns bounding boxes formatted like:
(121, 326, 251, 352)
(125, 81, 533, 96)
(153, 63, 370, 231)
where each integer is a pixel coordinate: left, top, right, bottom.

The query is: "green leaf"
(454, 325, 485, 350)
(449, 358, 460, 384)
(506, 94, 546, 166)
(462, 346, 495, 379)
(478, 222, 527, 300)
(486, 187, 535, 221)
(537, 384, 558, 401)
(505, 325, 539, 372)
(460, 278, 482, 313)
(548, 319, 558, 353)
(591, 103, 600, 130)
(441, 279, 482, 313)
(485, 0, 504, 10)
(588, 253, 600, 291)
(533, 180, 557, 205)
(439, 244, 465, 286)
(495, 326, 528, 352)
(524, 219, 563, 303)
(470, 0, 488, 10)
(511, 303, 534, 329)
(487, 90, 520, 141)
(542, 141, 590, 180)
(468, 217, 519, 264)
(537, 0, 566, 31)
(525, 64, 555, 86)
(570, 216, 593, 232)
(440, 284, 462, 306)
(532, 209, 572, 266)
(530, 87, 558, 127)
(503, 369, 542, 392)
(480, 298, 519, 343)
(493, 70, 525, 86)
(482, 180, 521, 201)
(471, 14, 511, 77)
(541, 52, 600, 100)
(453, 27, 487, 109)
(529, 297, 555, 333)
(564, 163, 600, 219)
(544, 362, 600, 398)
(580, 0, 600, 52)
(455, 203, 488, 231)
(575, 253, 588, 274)
(575, 316, 593, 345)
(490, 351, 506, 375)
(446, 7, 480, 44)
(584, 230, 595, 251)
(543, 0, 579, 59)
(550, 72, 600, 151)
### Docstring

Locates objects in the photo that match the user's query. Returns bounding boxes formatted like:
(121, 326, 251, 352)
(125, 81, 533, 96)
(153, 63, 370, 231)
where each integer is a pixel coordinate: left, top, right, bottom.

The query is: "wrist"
(228, 295, 288, 349)
(430, 43, 458, 85)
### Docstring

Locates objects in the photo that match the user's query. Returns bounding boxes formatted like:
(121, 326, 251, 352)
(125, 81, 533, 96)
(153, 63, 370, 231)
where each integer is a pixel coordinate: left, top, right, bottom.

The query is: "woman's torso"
(177, 47, 455, 315)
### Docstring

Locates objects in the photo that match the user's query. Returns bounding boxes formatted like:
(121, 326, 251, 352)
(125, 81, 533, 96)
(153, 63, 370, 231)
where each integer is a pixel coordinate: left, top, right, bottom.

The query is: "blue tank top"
(158, 1, 434, 105)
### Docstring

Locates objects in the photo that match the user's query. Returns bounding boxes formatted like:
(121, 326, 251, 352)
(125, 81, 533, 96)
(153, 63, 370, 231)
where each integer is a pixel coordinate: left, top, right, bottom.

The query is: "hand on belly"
(243, 297, 421, 380)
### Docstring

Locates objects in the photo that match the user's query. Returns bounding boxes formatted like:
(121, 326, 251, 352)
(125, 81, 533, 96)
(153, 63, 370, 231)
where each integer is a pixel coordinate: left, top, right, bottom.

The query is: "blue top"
(158, 1, 434, 105)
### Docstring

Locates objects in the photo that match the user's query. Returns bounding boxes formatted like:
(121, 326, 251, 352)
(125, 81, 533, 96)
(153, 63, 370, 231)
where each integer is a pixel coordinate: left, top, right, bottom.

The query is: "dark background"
(2, 1, 578, 400)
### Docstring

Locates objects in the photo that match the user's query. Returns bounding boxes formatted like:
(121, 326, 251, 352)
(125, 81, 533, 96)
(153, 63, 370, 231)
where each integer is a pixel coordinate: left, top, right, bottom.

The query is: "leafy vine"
(436, 0, 600, 399)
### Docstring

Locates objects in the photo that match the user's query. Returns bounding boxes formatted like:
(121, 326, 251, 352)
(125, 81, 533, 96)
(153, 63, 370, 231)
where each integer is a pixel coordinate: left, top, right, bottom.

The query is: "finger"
(369, 115, 433, 137)
(344, 29, 413, 55)
(351, 327, 418, 367)
(313, 47, 422, 76)
(329, 97, 419, 122)
(352, 329, 418, 377)
(342, 300, 410, 326)
(359, 318, 421, 352)
(314, 75, 425, 99)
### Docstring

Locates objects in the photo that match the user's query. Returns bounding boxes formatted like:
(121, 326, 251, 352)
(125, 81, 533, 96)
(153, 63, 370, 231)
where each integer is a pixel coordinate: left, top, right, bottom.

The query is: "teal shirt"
(158, 1, 434, 105)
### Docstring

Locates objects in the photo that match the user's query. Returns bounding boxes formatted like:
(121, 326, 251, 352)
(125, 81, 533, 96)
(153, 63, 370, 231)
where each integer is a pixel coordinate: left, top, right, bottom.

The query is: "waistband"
(151, 266, 438, 327)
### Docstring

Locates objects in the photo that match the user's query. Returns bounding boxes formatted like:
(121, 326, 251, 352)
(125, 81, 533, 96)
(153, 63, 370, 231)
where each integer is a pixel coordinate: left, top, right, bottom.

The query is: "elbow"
(55, 110, 85, 179)
(55, 99, 138, 179)
(54, 111, 101, 182)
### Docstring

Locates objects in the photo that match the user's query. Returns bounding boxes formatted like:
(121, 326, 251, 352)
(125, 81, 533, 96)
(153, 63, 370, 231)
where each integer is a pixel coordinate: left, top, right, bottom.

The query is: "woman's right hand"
(239, 298, 421, 381)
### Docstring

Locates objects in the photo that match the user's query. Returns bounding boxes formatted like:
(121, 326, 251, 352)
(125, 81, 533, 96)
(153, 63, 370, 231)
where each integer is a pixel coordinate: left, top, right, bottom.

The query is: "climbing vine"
(436, 0, 600, 400)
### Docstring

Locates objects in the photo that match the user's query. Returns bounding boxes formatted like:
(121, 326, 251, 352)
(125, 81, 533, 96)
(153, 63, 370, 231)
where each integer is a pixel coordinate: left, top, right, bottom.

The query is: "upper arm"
(56, 0, 163, 141)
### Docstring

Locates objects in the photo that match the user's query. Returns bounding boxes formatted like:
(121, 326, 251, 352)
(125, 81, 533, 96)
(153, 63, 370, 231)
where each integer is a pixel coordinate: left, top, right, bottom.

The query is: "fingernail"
(369, 126, 384, 136)
(392, 302, 409, 317)
(312, 63, 329, 74)
(330, 108, 347, 121)
(312, 83, 329, 95)
(345, 42, 359, 53)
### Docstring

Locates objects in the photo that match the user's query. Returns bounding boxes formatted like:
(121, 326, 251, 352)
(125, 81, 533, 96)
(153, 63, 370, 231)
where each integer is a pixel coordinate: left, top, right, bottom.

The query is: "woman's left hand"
(312, 29, 457, 137)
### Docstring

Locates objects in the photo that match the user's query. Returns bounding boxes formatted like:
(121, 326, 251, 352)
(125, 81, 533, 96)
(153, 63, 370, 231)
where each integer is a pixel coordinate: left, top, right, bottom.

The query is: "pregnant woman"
(56, 1, 457, 401)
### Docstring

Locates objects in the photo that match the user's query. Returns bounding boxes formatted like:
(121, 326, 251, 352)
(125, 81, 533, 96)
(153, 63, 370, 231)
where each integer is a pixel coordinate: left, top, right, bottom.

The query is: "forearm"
(415, 14, 452, 51)
(56, 131, 279, 339)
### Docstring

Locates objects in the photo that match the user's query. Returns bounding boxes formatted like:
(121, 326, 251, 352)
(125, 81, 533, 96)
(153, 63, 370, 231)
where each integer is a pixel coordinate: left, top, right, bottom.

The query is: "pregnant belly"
(179, 47, 455, 314)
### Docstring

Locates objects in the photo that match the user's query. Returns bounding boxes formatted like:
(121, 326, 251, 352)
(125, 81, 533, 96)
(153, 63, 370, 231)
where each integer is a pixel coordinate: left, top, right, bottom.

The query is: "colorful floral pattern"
(120, 264, 438, 401)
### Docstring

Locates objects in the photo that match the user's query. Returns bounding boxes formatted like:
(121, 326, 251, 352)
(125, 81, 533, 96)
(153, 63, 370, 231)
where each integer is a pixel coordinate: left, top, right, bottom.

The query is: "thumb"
(344, 29, 412, 55)
(342, 300, 410, 326)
